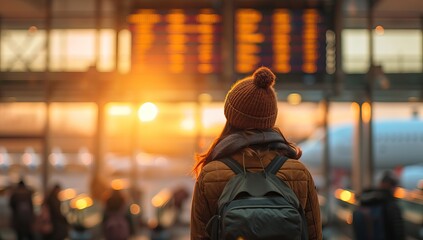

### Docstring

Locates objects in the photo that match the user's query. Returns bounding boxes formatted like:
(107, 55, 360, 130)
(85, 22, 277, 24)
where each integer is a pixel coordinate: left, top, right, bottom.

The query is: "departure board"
(235, 8, 327, 74)
(128, 8, 222, 74)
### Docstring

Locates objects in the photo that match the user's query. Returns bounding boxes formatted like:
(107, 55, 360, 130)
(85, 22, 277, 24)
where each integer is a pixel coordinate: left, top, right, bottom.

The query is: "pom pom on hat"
(224, 67, 278, 129)
(253, 67, 276, 89)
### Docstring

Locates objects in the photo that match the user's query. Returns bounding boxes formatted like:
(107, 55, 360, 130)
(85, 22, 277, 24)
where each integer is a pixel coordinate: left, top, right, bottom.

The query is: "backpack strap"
(219, 158, 244, 174)
(265, 155, 288, 174)
(265, 155, 308, 240)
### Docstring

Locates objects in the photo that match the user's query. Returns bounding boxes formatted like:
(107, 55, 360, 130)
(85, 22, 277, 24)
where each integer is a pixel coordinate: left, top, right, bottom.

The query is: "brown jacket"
(191, 151, 322, 240)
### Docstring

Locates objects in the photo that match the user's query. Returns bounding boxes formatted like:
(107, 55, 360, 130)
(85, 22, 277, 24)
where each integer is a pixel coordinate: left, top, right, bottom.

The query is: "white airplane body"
(299, 119, 423, 190)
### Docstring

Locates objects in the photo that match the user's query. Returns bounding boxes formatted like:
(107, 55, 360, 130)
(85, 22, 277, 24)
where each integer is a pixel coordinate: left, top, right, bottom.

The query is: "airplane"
(299, 118, 423, 190)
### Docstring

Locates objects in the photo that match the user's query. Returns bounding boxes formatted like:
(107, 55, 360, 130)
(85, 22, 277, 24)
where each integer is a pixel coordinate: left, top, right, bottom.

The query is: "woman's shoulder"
(282, 158, 309, 169)
(278, 158, 313, 181)
(198, 159, 235, 184)
(202, 160, 233, 175)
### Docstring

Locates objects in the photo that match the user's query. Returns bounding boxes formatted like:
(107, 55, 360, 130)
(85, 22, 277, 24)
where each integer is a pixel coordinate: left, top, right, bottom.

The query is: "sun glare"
(138, 102, 158, 122)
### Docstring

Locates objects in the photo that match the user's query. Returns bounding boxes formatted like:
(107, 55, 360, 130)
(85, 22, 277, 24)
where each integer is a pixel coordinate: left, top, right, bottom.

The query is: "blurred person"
(102, 189, 132, 240)
(42, 184, 69, 240)
(190, 67, 322, 240)
(9, 179, 35, 240)
(33, 202, 53, 238)
(172, 186, 189, 225)
(150, 223, 171, 240)
(352, 170, 405, 240)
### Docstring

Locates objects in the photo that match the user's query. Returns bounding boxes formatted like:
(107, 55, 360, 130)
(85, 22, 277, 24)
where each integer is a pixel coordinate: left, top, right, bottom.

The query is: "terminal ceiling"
(0, 0, 422, 103)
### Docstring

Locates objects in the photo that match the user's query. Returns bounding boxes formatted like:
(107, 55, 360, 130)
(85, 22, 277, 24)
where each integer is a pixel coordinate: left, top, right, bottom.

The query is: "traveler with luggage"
(352, 170, 405, 240)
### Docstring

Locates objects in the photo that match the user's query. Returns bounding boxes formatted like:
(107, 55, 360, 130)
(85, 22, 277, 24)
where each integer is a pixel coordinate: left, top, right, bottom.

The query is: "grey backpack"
(206, 155, 308, 240)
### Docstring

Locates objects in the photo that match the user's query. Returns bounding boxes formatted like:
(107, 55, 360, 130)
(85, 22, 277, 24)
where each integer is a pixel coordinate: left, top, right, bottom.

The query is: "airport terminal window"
(107, 102, 200, 157)
(49, 103, 96, 174)
(0, 102, 96, 193)
(0, 103, 46, 134)
(0, 103, 45, 185)
(342, 29, 422, 73)
(0, 30, 47, 72)
(50, 103, 96, 137)
(1, 29, 123, 72)
(50, 29, 115, 72)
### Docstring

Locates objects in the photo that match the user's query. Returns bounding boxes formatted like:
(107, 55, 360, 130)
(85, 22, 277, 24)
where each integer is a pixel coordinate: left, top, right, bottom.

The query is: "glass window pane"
(342, 29, 422, 73)
(0, 103, 46, 135)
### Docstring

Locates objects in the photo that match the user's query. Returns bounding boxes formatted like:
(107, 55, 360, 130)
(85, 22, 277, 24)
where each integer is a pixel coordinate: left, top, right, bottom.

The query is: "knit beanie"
(224, 67, 278, 129)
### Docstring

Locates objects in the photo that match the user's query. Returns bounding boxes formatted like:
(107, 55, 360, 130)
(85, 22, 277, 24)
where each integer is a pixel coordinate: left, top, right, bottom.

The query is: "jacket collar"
(211, 129, 294, 160)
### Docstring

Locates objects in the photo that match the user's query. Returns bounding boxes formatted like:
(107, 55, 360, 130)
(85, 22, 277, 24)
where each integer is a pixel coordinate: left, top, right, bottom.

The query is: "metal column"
(41, 0, 53, 196)
(222, 0, 234, 83)
(364, 0, 375, 188)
